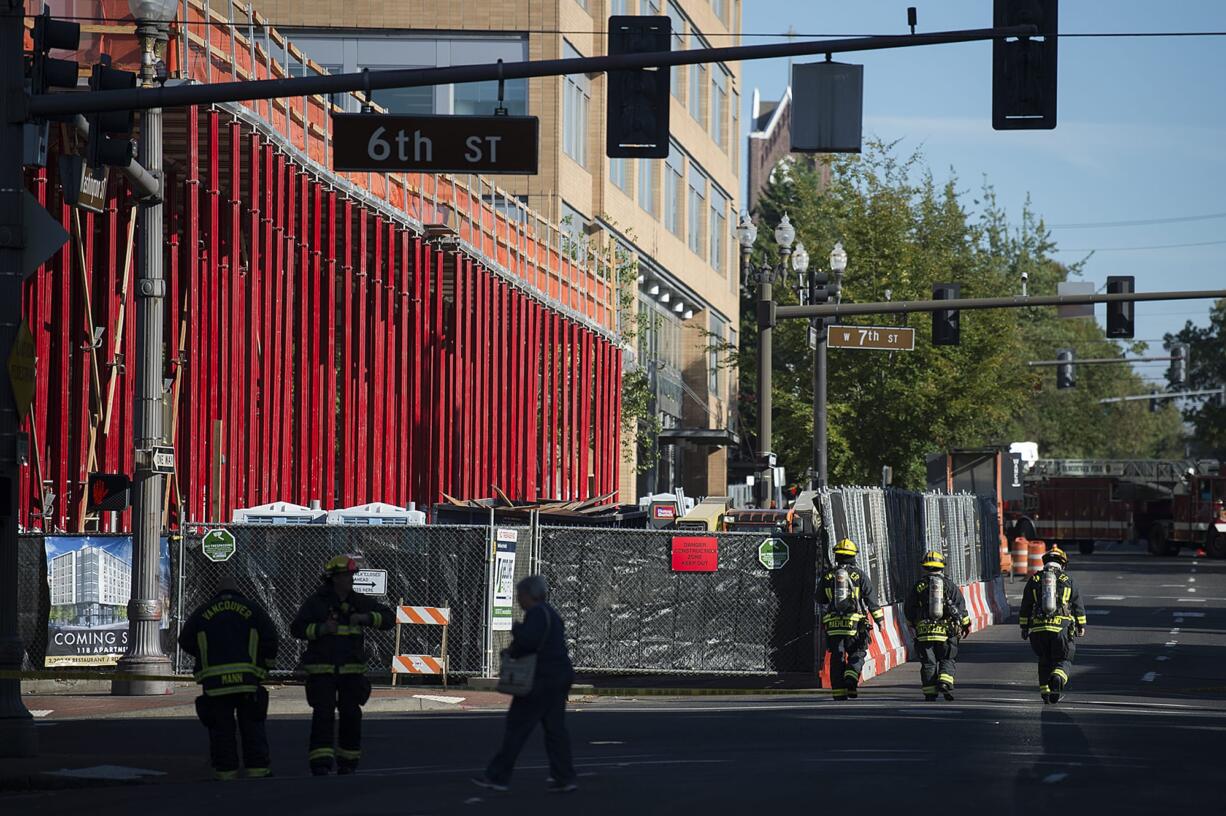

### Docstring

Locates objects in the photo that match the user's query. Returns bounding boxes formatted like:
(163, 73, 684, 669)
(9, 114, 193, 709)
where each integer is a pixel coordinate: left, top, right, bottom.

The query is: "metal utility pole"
(113, 13, 173, 696)
(0, 0, 36, 756)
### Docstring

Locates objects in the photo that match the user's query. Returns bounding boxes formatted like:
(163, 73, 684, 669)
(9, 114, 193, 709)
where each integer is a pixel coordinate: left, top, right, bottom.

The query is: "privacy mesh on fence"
(536, 527, 817, 675)
(178, 525, 490, 676)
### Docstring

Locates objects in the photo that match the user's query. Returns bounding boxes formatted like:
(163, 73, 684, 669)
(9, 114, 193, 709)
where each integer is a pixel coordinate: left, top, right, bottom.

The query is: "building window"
(709, 186, 726, 274)
(665, 143, 684, 237)
(687, 164, 706, 257)
(560, 200, 588, 260)
(638, 156, 657, 216)
(611, 0, 630, 13)
(610, 157, 631, 193)
(711, 0, 725, 23)
(709, 314, 726, 395)
(667, 2, 685, 101)
(688, 46, 706, 124)
(454, 78, 528, 116)
(563, 41, 590, 168)
(710, 67, 727, 148)
(731, 88, 740, 173)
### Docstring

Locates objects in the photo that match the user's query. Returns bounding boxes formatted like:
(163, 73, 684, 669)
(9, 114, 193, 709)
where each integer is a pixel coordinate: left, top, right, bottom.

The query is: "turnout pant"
(917, 638, 959, 695)
(486, 681, 575, 785)
(827, 631, 869, 698)
(1030, 631, 1075, 693)
(306, 674, 372, 770)
(194, 688, 270, 778)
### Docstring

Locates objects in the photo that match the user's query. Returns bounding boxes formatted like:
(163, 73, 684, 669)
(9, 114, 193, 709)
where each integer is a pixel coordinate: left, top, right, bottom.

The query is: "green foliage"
(1166, 299, 1226, 458)
(740, 142, 1186, 489)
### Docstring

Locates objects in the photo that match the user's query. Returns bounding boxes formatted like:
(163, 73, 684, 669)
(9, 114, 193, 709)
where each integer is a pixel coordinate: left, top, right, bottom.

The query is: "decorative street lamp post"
(113, 0, 176, 696)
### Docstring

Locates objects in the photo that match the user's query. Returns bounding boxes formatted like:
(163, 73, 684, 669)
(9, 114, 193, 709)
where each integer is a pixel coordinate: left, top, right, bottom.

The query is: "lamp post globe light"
(114, 0, 178, 696)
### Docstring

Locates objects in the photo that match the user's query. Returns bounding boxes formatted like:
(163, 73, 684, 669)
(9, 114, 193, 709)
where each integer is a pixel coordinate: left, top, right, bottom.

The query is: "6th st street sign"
(332, 113, 539, 174)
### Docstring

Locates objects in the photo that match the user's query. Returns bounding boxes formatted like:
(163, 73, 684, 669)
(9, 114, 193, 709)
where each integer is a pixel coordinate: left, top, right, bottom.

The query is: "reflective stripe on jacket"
(1019, 569, 1087, 635)
(178, 590, 279, 697)
(817, 563, 885, 636)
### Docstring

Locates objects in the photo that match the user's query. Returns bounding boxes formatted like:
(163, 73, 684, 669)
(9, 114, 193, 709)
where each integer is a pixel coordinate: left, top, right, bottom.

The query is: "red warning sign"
(671, 536, 719, 572)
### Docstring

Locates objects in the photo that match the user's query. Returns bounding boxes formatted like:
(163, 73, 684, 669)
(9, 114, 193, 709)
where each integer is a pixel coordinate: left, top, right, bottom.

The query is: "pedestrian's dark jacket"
(904, 573, 971, 643)
(290, 585, 393, 675)
(507, 602, 573, 688)
(817, 562, 885, 637)
(1019, 567, 1087, 637)
(179, 589, 279, 696)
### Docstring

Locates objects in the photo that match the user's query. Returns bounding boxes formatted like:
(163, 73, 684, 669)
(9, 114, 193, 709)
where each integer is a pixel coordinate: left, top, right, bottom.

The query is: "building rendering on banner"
(266, 0, 744, 501)
(20, 0, 629, 533)
(49, 546, 132, 627)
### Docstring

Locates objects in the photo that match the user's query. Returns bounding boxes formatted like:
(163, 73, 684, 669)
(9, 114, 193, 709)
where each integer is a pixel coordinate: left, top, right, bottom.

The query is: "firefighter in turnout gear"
(1019, 546, 1087, 704)
(179, 574, 280, 780)
(904, 550, 971, 701)
(817, 538, 885, 700)
(291, 555, 393, 775)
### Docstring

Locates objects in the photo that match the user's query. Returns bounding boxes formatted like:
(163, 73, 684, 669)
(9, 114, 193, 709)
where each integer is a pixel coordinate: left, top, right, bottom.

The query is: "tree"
(1165, 299, 1226, 459)
(737, 141, 1185, 490)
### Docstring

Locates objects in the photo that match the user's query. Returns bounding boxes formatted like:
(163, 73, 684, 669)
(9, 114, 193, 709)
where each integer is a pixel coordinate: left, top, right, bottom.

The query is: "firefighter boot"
(1048, 674, 1064, 704)
(938, 681, 955, 701)
(845, 677, 859, 699)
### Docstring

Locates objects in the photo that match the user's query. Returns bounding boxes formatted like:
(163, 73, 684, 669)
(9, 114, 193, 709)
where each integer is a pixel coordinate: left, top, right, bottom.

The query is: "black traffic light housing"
(30, 7, 81, 107)
(1056, 348, 1075, 389)
(1170, 343, 1188, 387)
(932, 283, 961, 346)
(87, 472, 131, 513)
(1105, 275, 1135, 338)
(992, 0, 1058, 130)
(606, 15, 671, 159)
(85, 55, 137, 169)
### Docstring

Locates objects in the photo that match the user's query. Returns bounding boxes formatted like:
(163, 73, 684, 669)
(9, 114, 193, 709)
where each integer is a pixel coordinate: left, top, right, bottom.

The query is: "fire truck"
(1008, 459, 1226, 558)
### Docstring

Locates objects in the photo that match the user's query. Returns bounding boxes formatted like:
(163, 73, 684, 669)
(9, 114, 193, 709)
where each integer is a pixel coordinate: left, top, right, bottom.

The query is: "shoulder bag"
(495, 607, 552, 697)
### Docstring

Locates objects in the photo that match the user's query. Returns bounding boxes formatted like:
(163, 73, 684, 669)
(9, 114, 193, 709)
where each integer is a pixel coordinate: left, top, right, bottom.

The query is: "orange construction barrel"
(1029, 539, 1047, 574)
(999, 534, 1013, 575)
(1011, 536, 1030, 577)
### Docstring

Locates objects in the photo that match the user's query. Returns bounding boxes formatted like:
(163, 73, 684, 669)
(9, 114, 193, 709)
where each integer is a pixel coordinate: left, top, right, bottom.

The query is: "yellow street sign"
(7, 320, 36, 422)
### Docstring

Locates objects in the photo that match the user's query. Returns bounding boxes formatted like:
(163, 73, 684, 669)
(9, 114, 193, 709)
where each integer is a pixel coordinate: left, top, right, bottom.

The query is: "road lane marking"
(1043, 773, 1069, 784)
(1165, 640, 1178, 647)
(1173, 611, 1205, 618)
(1188, 588, 1197, 593)
(1095, 595, 1126, 600)
(590, 740, 625, 745)
(1156, 656, 1170, 661)
(1178, 598, 1206, 603)
(1142, 672, 1159, 682)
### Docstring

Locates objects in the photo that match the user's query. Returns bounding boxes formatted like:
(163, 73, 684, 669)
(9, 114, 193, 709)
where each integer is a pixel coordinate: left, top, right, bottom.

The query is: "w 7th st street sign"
(828, 325, 915, 351)
(332, 113, 539, 174)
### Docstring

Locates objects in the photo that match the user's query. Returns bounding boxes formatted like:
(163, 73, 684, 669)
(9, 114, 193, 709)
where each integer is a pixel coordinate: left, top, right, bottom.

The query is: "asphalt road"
(7, 544, 1223, 815)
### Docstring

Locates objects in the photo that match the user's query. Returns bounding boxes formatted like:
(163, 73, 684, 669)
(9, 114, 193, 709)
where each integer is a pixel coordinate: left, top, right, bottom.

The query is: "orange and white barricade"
(391, 603, 451, 689)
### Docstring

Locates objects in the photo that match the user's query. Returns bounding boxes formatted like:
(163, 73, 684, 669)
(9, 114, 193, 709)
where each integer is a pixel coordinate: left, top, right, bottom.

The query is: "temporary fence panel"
(178, 524, 489, 676)
(537, 526, 817, 675)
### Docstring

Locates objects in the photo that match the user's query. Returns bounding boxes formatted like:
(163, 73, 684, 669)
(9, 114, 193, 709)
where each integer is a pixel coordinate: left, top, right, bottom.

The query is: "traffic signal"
(1105, 275, 1135, 338)
(992, 0, 1058, 130)
(932, 283, 961, 346)
(606, 15, 670, 159)
(1170, 343, 1188, 387)
(85, 55, 137, 168)
(1149, 395, 1163, 414)
(30, 8, 81, 106)
(1056, 348, 1075, 389)
(87, 472, 131, 513)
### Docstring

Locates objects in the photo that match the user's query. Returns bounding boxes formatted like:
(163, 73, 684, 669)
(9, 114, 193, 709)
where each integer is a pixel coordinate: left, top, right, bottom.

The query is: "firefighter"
(179, 573, 279, 780)
(1019, 546, 1087, 704)
(903, 550, 971, 701)
(817, 538, 884, 700)
(291, 555, 393, 775)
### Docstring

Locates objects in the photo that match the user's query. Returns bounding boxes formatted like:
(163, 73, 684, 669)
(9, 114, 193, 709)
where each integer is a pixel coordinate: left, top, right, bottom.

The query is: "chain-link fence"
(536, 527, 818, 675)
(16, 491, 999, 680)
(178, 524, 490, 676)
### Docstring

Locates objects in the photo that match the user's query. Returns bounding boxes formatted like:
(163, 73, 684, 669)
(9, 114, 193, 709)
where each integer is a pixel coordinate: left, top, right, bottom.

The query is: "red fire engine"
(1008, 459, 1226, 557)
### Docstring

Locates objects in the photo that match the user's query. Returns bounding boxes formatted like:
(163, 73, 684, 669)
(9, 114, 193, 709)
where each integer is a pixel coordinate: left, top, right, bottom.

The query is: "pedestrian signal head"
(834, 538, 858, 558)
(920, 550, 946, 570)
(1043, 546, 1068, 567)
(323, 555, 359, 577)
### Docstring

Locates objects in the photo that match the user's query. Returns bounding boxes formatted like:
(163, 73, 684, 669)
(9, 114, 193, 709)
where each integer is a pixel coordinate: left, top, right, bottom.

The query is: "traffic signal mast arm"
(774, 289, 1226, 322)
(28, 24, 1037, 118)
(1099, 389, 1224, 405)
(1028, 355, 1180, 367)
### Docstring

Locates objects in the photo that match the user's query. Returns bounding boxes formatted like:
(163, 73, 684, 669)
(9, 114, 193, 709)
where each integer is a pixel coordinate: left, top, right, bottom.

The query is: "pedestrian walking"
(903, 550, 971, 701)
(1019, 546, 1087, 703)
(291, 555, 393, 775)
(817, 538, 884, 700)
(473, 575, 577, 793)
(179, 573, 279, 780)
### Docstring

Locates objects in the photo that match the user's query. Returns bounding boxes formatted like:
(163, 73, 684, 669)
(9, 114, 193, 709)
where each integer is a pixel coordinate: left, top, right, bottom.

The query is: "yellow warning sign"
(7, 320, 36, 422)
